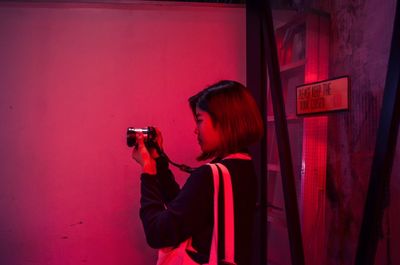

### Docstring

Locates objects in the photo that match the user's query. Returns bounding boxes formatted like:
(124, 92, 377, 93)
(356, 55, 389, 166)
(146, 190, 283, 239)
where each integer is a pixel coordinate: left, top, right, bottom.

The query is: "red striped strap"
(216, 163, 235, 263)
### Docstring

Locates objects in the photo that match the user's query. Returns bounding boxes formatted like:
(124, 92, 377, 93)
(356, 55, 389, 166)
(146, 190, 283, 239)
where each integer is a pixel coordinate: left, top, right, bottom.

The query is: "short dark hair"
(189, 80, 264, 160)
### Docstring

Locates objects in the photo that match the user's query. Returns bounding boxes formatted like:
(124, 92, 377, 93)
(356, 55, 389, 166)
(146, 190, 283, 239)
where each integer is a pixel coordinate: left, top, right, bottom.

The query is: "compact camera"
(126, 126, 157, 148)
(127, 126, 195, 173)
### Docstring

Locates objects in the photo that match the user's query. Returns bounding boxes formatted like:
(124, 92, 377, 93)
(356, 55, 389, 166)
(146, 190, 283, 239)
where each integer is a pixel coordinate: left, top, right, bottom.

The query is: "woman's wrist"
(143, 160, 157, 175)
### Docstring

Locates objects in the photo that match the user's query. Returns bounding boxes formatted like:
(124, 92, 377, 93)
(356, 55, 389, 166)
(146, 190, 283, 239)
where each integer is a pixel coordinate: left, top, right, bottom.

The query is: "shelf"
(279, 59, 306, 73)
(268, 163, 280, 172)
(267, 115, 300, 122)
(267, 207, 287, 228)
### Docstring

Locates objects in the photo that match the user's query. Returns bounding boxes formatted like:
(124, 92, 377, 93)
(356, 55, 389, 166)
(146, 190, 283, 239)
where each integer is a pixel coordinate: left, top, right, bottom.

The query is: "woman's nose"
(194, 127, 199, 135)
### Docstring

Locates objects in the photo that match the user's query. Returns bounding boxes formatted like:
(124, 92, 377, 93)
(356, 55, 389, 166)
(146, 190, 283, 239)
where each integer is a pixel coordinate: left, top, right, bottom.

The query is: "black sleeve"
(139, 164, 213, 249)
(155, 156, 180, 203)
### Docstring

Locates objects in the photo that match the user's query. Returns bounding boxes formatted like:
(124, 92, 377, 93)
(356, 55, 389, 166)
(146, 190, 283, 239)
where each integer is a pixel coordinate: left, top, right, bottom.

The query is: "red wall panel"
(0, 2, 245, 264)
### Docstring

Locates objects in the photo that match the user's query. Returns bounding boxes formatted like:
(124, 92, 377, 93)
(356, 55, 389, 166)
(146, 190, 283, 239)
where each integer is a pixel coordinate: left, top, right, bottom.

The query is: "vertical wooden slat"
(246, 1, 267, 264)
(262, 1, 305, 265)
(300, 14, 330, 265)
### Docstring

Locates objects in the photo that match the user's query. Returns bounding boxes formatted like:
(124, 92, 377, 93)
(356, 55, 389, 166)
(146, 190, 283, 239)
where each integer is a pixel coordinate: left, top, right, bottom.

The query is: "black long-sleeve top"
(139, 155, 257, 265)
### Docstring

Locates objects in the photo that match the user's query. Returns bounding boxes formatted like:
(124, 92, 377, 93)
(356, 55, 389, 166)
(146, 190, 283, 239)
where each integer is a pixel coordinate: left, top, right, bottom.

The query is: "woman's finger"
(153, 127, 163, 148)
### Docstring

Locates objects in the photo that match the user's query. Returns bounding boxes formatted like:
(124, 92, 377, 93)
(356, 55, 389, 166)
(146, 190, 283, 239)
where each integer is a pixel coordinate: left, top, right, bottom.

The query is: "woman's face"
(194, 107, 221, 154)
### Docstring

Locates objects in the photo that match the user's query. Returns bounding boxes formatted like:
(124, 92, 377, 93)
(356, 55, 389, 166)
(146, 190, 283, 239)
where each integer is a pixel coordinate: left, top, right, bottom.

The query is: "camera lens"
(127, 128, 136, 147)
(127, 127, 150, 147)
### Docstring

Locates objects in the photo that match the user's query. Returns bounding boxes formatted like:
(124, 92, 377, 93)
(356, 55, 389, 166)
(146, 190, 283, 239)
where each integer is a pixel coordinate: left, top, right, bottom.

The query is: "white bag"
(157, 238, 199, 265)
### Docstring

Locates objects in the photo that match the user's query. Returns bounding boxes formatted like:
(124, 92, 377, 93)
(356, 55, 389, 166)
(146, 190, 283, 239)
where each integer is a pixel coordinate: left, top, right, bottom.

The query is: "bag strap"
(208, 163, 220, 265)
(216, 163, 235, 263)
(207, 163, 236, 264)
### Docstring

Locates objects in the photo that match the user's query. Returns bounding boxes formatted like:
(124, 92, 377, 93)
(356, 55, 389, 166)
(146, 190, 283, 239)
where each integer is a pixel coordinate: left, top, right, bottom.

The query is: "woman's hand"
(131, 132, 156, 174)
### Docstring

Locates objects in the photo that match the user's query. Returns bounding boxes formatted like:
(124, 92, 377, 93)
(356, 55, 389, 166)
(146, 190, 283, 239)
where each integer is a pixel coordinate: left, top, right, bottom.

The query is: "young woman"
(132, 80, 264, 264)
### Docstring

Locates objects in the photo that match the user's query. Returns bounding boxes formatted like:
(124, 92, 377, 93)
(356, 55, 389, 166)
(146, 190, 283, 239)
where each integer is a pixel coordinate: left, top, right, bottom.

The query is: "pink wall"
(0, 2, 245, 264)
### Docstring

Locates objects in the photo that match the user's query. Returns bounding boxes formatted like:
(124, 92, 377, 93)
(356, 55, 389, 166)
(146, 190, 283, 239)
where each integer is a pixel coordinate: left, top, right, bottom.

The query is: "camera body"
(127, 127, 157, 148)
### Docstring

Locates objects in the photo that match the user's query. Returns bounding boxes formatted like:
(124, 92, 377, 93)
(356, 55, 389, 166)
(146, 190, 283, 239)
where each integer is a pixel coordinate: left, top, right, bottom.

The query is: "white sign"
(296, 76, 350, 115)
